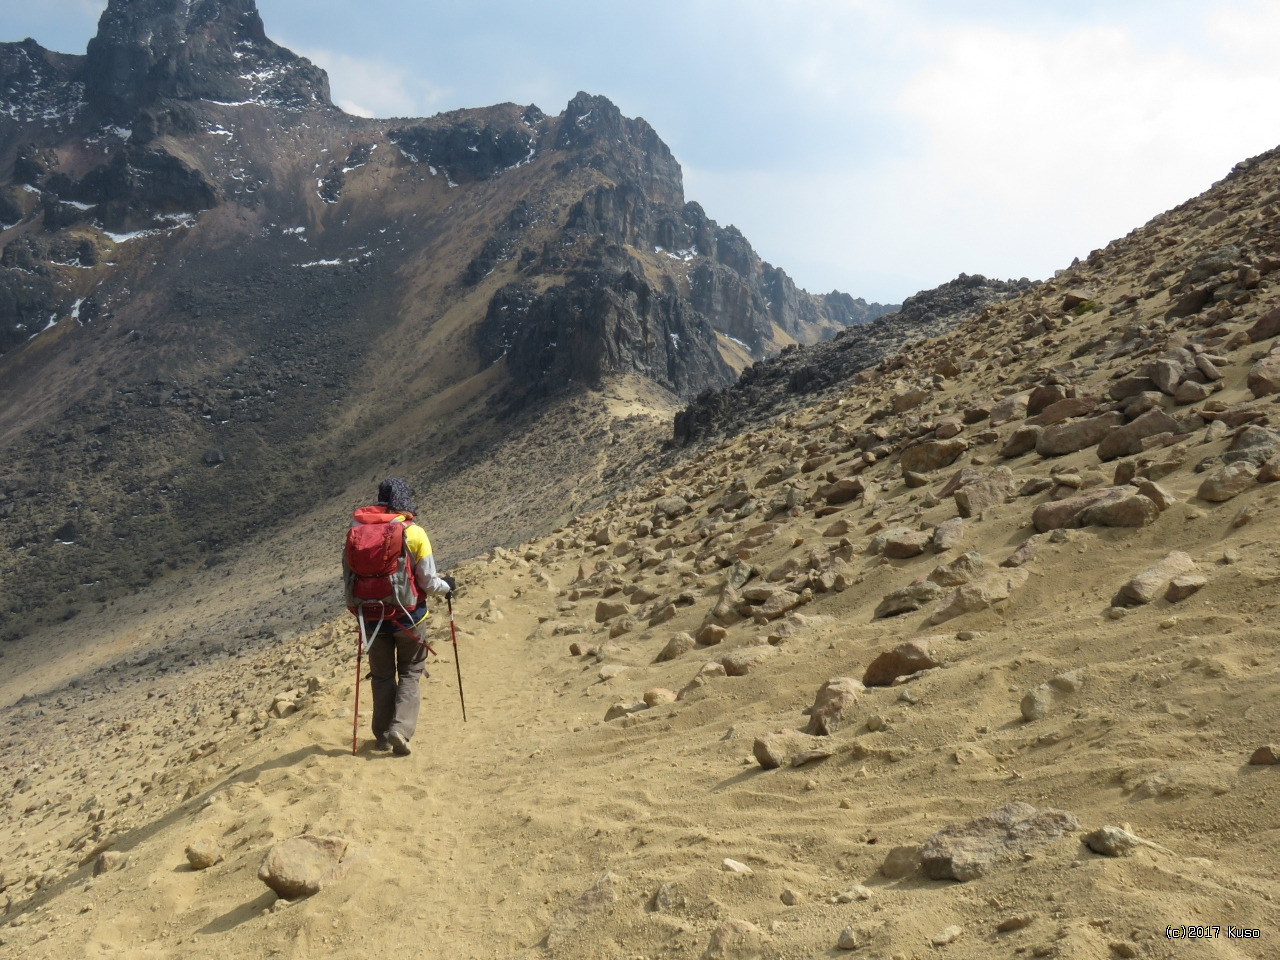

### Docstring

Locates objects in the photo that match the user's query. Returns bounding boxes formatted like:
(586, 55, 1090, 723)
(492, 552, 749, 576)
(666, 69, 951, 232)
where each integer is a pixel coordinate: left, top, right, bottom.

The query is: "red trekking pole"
(448, 594, 467, 722)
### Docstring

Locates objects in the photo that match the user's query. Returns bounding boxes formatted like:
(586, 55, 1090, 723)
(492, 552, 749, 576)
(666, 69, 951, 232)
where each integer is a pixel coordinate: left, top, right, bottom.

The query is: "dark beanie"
(377, 477, 415, 514)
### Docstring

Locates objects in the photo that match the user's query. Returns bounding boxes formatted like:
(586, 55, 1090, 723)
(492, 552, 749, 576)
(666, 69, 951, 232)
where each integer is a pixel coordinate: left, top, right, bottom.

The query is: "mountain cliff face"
(0, 0, 894, 639)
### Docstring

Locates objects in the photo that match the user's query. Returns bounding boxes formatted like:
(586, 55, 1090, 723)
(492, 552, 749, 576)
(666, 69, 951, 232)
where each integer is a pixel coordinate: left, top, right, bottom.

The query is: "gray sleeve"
(413, 552, 451, 595)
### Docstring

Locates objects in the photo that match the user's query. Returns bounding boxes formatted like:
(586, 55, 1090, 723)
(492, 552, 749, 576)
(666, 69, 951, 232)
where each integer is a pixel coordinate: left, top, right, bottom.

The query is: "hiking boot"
(374, 736, 390, 752)
(386, 730, 411, 756)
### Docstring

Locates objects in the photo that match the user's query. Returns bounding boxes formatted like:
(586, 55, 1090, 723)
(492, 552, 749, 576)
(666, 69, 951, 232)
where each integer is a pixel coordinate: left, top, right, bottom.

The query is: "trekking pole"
(351, 622, 364, 756)
(448, 594, 467, 722)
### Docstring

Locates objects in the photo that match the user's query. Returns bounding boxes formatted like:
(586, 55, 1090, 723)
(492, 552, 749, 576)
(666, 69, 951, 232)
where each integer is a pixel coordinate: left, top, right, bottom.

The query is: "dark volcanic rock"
(72, 145, 218, 231)
(479, 267, 734, 401)
(83, 0, 331, 120)
(0, 40, 85, 127)
(390, 113, 537, 183)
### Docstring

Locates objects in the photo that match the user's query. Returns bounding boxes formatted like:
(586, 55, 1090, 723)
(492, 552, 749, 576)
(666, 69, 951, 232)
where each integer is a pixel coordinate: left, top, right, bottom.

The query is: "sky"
(5, 0, 1280, 304)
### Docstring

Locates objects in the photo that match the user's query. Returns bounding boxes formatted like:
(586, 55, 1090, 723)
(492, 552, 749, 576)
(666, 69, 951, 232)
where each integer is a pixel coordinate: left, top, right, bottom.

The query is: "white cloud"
(293, 46, 450, 120)
(688, 2, 1280, 301)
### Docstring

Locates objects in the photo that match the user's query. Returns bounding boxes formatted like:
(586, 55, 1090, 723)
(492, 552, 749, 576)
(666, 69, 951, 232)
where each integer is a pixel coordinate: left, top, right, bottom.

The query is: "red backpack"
(343, 506, 421, 615)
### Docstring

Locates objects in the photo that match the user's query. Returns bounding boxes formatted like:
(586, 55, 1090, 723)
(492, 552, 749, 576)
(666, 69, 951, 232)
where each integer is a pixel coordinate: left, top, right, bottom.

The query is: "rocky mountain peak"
(83, 0, 331, 119)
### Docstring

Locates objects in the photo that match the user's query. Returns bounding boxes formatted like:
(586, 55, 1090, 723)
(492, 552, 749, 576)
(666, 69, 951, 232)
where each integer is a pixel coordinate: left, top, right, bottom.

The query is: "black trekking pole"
(351, 622, 364, 756)
(448, 593, 467, 722)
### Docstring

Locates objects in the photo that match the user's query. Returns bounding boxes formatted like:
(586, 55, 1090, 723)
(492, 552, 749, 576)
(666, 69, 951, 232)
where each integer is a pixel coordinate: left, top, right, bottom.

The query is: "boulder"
(999, 425, 1042, 459)
(929, 569, 1029, 624)
(720, 644, 780, 676)
(919, 802, 1080, 881)
(1077, 491, 1160, 528)
(604, 701, 648, 721)
(1148, 358, 1183, 396)
(1036, 413, 1125, 457)
(1028, 395, 1099, 427)
(696, 623, 728, 645)
(1222, 425, 1280, 467)
(1249, 745, 1280, 765)
(1133, 478, 1177, 510)
(654, 495, 690, 518)
(1033, 486, 1133, 532)
(1165, 573, 1207, 602)
(1195, 353, 1224, 381)
(185, 841, 224, 870)
(804, 677, 866, 735)
(1026, 384, 1066, 416)
(1248, 355, 1280, 397)
(954, 468, 1016, 518)
(1108, 376, 1157, 401)
(882, 528, 932, 559)
(1002, 535, 1044, 568)
(1197, 462, 1259, 502)
(1246, 306, 1280, 343)
(880, 845, 922, 879)
(900, 438, 969, 474)
(874, 581, 944, 619)
(932, 517, 966, 551)
(1174, 380, 1212, 405)
(1021, 668, 1086, 721)
(988, 393, 1030, 426)
(1097, 409, 1181, 462)
(644, 688, 677, 706)
(928, 550, 987, 587)
(657, 633, 697, 661)
(863, 639, 940, 686)
(595, 599, 631, 623)
(755, 590, 802, 621)
(1261, 455, 1280, 483)
(823, 518, 852, 538)
(754, 730, 833, 769)
(257, 835, 349, 900)
(893, 386, 931, 412)
(702, 919, 765, 960)
(822, 477, 867, 505)
(1082, 827, 1142, 857)
(935, 415, 964, 439)
(1114, 551, 1196, 606)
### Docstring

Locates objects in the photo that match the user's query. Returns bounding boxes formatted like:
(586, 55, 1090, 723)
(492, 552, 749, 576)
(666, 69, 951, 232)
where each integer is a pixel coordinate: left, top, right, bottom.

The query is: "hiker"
(344, 477, 454, 755)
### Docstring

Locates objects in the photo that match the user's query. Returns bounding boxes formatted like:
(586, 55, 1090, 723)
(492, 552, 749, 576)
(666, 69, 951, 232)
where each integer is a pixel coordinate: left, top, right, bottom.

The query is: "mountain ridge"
(0, 0, 896, 641)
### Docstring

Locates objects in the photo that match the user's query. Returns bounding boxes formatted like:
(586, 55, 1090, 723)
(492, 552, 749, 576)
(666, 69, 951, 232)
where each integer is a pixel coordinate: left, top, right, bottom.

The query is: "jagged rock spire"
(83, 0, 330, 119)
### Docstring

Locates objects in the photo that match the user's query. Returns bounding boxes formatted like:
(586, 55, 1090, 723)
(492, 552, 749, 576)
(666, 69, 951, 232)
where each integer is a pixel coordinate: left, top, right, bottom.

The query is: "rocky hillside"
(2, 140, 1279, 959)
(673, 273, 1035, 446)
(0, 0, 893, 641)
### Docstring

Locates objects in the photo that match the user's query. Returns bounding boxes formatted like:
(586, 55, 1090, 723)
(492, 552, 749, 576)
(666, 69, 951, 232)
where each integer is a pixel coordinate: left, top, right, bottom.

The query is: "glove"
(442, 575, 457, 597)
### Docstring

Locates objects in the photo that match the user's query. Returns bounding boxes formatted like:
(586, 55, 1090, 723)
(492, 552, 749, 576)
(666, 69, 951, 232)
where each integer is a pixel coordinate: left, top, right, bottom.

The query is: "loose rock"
(805, 677, 865, 735)
(257, 835, 349, 900)
(1114, 551, 1197, 606)
(1249, 745, 1280, 765)
(1165, 573, 1207, 602)
(1197, 462, 1259, 501)
(753, 730, 833, 769)
(863, 639, 940, 686)
(657, 633, 696, 662)
(1082, 826, 1142, 857)
(185, 841, 224, 870)
(920, 802, 1080, 881)
(880, 844, 922, 879)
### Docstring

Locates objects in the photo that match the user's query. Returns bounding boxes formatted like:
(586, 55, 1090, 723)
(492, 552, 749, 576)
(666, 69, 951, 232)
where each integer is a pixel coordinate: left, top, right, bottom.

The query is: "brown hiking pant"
(368, 626, 429, 743)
